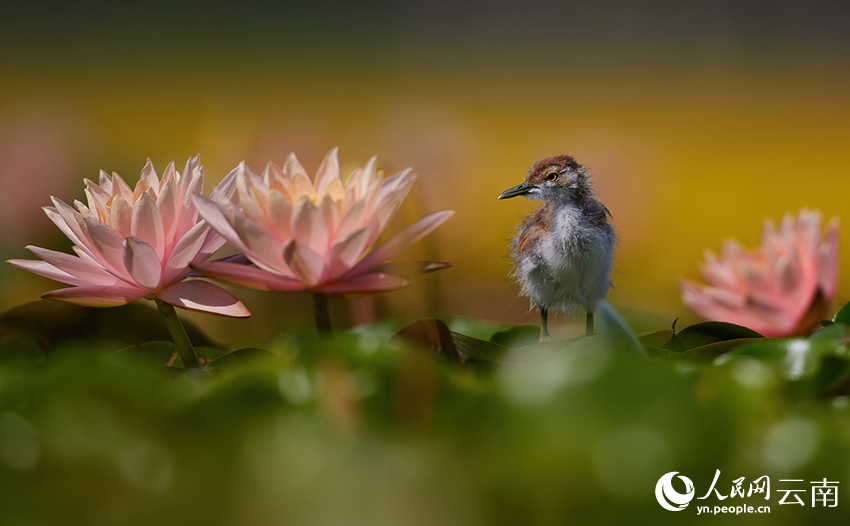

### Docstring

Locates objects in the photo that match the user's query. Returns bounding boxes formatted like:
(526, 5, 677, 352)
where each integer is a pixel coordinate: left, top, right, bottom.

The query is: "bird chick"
(498, 155, 615, 339)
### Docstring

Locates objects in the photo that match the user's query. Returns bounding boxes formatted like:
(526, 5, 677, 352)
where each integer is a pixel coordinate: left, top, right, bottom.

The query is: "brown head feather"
(526, 155, 581, 186)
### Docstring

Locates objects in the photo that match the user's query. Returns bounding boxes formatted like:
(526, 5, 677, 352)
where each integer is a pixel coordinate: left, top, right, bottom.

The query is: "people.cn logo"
(655, 472, 696, 511)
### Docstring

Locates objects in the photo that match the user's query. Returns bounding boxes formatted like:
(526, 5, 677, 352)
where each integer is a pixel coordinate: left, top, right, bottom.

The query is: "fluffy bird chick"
(498, 155, 615, 339)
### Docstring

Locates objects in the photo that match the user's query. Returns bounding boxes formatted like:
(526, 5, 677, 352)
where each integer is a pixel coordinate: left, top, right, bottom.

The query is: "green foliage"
(0, 302, 849, 525)
(731, 337, 850, 396)
(114, 341, 176, 367)
(205, 347, 278, 372)
(833, 302, 850, 325)
(0, 332, 45, 369)
(489, 324, 540, 348)
(0, 301, 220, 354)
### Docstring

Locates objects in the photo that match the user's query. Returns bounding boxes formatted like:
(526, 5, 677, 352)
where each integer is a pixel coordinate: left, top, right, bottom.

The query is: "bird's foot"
(539, 307, 550, 342)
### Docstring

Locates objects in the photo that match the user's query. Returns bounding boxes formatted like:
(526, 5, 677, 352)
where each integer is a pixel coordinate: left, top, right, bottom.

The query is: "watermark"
(695, 505, 770, 515)
(655, 471, 840, 515)
(655, 472, 695, 511)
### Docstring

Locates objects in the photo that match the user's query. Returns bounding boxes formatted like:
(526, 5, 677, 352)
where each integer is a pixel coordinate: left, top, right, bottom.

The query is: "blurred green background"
(1, 3, 850, 524)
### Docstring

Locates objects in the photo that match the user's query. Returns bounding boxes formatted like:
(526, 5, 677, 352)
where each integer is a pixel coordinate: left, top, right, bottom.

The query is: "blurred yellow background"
(2, 2, 849, 347)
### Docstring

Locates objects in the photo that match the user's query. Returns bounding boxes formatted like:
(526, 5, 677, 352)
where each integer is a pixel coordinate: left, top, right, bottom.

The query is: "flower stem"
(313, 293, 332, 334)
(155, 299, 202, 370)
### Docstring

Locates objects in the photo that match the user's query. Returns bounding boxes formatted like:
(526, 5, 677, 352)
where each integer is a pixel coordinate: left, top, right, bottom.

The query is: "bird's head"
(497, 155, 591, 203)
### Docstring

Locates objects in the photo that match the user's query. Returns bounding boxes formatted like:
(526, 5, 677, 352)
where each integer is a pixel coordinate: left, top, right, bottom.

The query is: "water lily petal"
(347, 210, 454, 277)
(196, 228, 229, 261)
(111, 172, 135, 203)
(318, 272, 408, 296)
(156, 280, 250, 317)
(122, 237, 162, 290)
(262, 161, 284, 187)
(110, 195, 133, 239)
(345, 168, 364, 202)
(140, 158, 160, 194)
(7, 259, 89, 286)
(49, 198, 91, 250)
(131, 192, 165, 256)
(183, 165, 205, 209)
(323, 178, 345, 203)
(290, 172, 315, 201)
(283, 152, 308, 178)
(212, 188, 241, 225)
(166, 221, 209, 273)
(315, 147, 341, 198)
(291, 198, 329, 254)
(361, 173, 384, 217)
(283, 240, 325, 286)
(42, 285, 147, 307)
(84, 179, 110, 212)
(376, 172, 416, 222)
(232, 214, 287, 271)
(97, 170, 113, 193)
(319, 194, 340, 235)
(215, 164, 240, 199)
(74, 199, 91, 216)
(237, 163, 272, 229)
(380, 168, 415, 194)
(373, 260, 453, 278)
(327, 227, 371, 278)
(268, 189, 293, 239)
(160, 161, 177, 187)
(357, 156, 377, 200)
(177, 155, 199, 197)
(192, 261, 306, 291)
(26, 245, 124, 285)
(82, 216, 130, 278)
(157, 179, 178, 245)
(335, 198, 367, 238)
(193, 194, 248, 253)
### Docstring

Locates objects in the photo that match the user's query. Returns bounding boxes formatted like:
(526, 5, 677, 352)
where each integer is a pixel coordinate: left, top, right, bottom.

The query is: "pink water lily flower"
(679, 210, 839, 337)
(192, 148, 453, 296)
(8, 156, 250, 317)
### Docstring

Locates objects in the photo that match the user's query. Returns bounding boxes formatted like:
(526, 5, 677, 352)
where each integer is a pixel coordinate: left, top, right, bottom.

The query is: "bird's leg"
(586, 311, 594, 336)
(539, 307, 551, 341)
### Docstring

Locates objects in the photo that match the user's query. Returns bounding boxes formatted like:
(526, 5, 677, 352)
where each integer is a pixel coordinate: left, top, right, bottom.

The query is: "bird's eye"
(546, 171, 559, 182)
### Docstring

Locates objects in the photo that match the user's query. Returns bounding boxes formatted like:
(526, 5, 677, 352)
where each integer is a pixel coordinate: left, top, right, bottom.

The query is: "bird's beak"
(498, 182, 534, 200)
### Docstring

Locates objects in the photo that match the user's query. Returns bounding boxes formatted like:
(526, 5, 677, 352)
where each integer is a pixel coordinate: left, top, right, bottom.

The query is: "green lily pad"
(393, 318, 463, 362)
(114, 341, 176, 367)
(663, 322, 763, 352)
(204, 347, 277, 371)
(154, 366, 187, 378)
(439, 317, 507, 340)
(196, 346, 230, 366)
(644, 347, 683, 360)
(395, 319, 581, 364)
(638, 329, 674, 349)
(451, 332, 510, 363)
(732, 338, 850, 393)
(808, 323, 847, 341)
(681, 338, 762, 360)
(495, 337, 584, 363)
(489, 325, 541, 349)
(833, 302, 850, 325)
